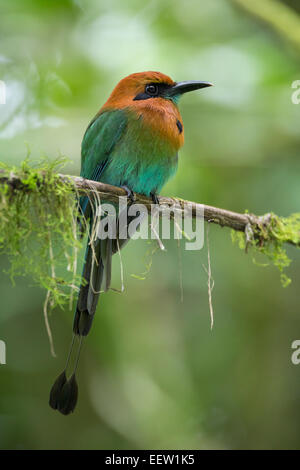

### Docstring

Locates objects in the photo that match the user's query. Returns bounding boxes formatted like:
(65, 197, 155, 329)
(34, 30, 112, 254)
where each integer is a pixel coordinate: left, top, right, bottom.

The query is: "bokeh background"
(0, 0, 300, 450)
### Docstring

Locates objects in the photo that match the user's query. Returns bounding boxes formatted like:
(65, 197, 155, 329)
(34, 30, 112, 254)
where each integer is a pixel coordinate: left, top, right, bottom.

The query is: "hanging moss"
(231, 212, 300, 286)
(0, 157, 299, 316)
(0, 157, 83, 310)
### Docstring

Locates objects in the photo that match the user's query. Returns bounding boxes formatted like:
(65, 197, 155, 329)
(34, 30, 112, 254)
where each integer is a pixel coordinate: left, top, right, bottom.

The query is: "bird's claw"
(150, 192, 159, 205)
(121, 185, 136, 203)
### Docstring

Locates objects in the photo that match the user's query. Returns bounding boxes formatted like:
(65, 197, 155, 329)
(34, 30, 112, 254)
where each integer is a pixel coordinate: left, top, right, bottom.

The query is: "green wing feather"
(74, 109, 128, 336)
(81, 109, 128, 179)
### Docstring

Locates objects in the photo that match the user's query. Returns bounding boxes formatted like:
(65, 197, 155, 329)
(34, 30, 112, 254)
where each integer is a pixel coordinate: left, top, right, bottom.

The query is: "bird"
(49, 71, 212, 415)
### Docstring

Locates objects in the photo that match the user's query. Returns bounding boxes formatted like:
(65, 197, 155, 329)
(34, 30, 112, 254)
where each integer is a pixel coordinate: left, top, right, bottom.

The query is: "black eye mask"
(133, 82, 173, 101)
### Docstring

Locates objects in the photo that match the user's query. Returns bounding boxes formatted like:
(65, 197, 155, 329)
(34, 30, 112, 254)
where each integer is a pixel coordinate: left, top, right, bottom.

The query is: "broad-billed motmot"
(49, 71, 212, 414)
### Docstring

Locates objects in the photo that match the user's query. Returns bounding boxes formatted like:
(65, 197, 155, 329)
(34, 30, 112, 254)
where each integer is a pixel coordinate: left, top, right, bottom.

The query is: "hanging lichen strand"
(0, 157, 299, 315)
(231, 212, 300, 287)
(0, 157, 83, 310)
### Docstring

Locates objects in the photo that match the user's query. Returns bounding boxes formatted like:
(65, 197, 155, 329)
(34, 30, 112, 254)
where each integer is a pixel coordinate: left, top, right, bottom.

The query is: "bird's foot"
(150, 192, 160, 205)
(121, 185, 136, 203)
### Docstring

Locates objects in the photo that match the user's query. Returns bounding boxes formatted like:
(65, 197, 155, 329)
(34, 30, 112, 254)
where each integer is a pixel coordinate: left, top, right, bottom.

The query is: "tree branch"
(1, 170, 299, 248)
(62, 174, 299, 248)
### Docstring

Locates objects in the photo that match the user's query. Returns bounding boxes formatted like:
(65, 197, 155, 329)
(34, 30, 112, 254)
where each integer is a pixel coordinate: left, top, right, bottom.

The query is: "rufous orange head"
(101, 71, 212, 111)
(100, 71, 212, 151)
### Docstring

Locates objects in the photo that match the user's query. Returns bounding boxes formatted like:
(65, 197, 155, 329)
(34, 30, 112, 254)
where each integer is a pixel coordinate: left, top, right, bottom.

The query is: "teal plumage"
(49, 71, 212, 415)
(81, 108, 178, 198)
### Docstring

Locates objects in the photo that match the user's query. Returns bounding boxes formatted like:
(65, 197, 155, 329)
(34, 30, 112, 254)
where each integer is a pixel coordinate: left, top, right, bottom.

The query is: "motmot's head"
(100, 71, 212, 150)
(101, 71, 212, 111)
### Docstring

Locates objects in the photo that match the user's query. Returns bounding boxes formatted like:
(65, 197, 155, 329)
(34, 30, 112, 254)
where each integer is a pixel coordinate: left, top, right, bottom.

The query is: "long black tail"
(49, 214, 113, 414)
(73, 237, 112, 336)
(49, 208, 137, 415)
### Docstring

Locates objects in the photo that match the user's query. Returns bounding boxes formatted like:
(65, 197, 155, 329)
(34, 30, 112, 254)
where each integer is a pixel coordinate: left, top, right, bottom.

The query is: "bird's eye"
(145, 84, 159, 96)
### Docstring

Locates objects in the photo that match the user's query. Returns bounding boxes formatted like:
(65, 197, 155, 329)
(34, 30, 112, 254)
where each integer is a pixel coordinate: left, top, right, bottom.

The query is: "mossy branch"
(0, 157, 299, 309)
(3, 167, 300, 244)
(70, 174, 299, 287)
(58, 173, 299, 247)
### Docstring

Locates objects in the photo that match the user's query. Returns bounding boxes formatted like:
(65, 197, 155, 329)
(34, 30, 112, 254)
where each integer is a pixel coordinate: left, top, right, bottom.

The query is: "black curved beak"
(169, 80, 213, 96)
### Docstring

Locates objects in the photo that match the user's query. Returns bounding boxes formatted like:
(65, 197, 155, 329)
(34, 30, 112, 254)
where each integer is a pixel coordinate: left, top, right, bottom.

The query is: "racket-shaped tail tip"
(49, 370, 67, 410)
(49, 372, 78, 415)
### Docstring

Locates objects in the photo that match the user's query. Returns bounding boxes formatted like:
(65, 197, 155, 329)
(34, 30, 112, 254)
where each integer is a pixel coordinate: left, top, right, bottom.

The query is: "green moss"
(0, 157, 83, 310)
(0, 157, 299, 318)
(231, 212, 300, 286)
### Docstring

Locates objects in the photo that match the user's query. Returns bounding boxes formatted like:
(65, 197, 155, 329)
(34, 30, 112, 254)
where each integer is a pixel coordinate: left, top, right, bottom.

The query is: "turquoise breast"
(100, 111, 178, 196)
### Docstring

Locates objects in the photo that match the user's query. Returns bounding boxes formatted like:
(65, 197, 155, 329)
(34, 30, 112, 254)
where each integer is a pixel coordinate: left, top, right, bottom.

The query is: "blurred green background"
(0, 0, 300, 450)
